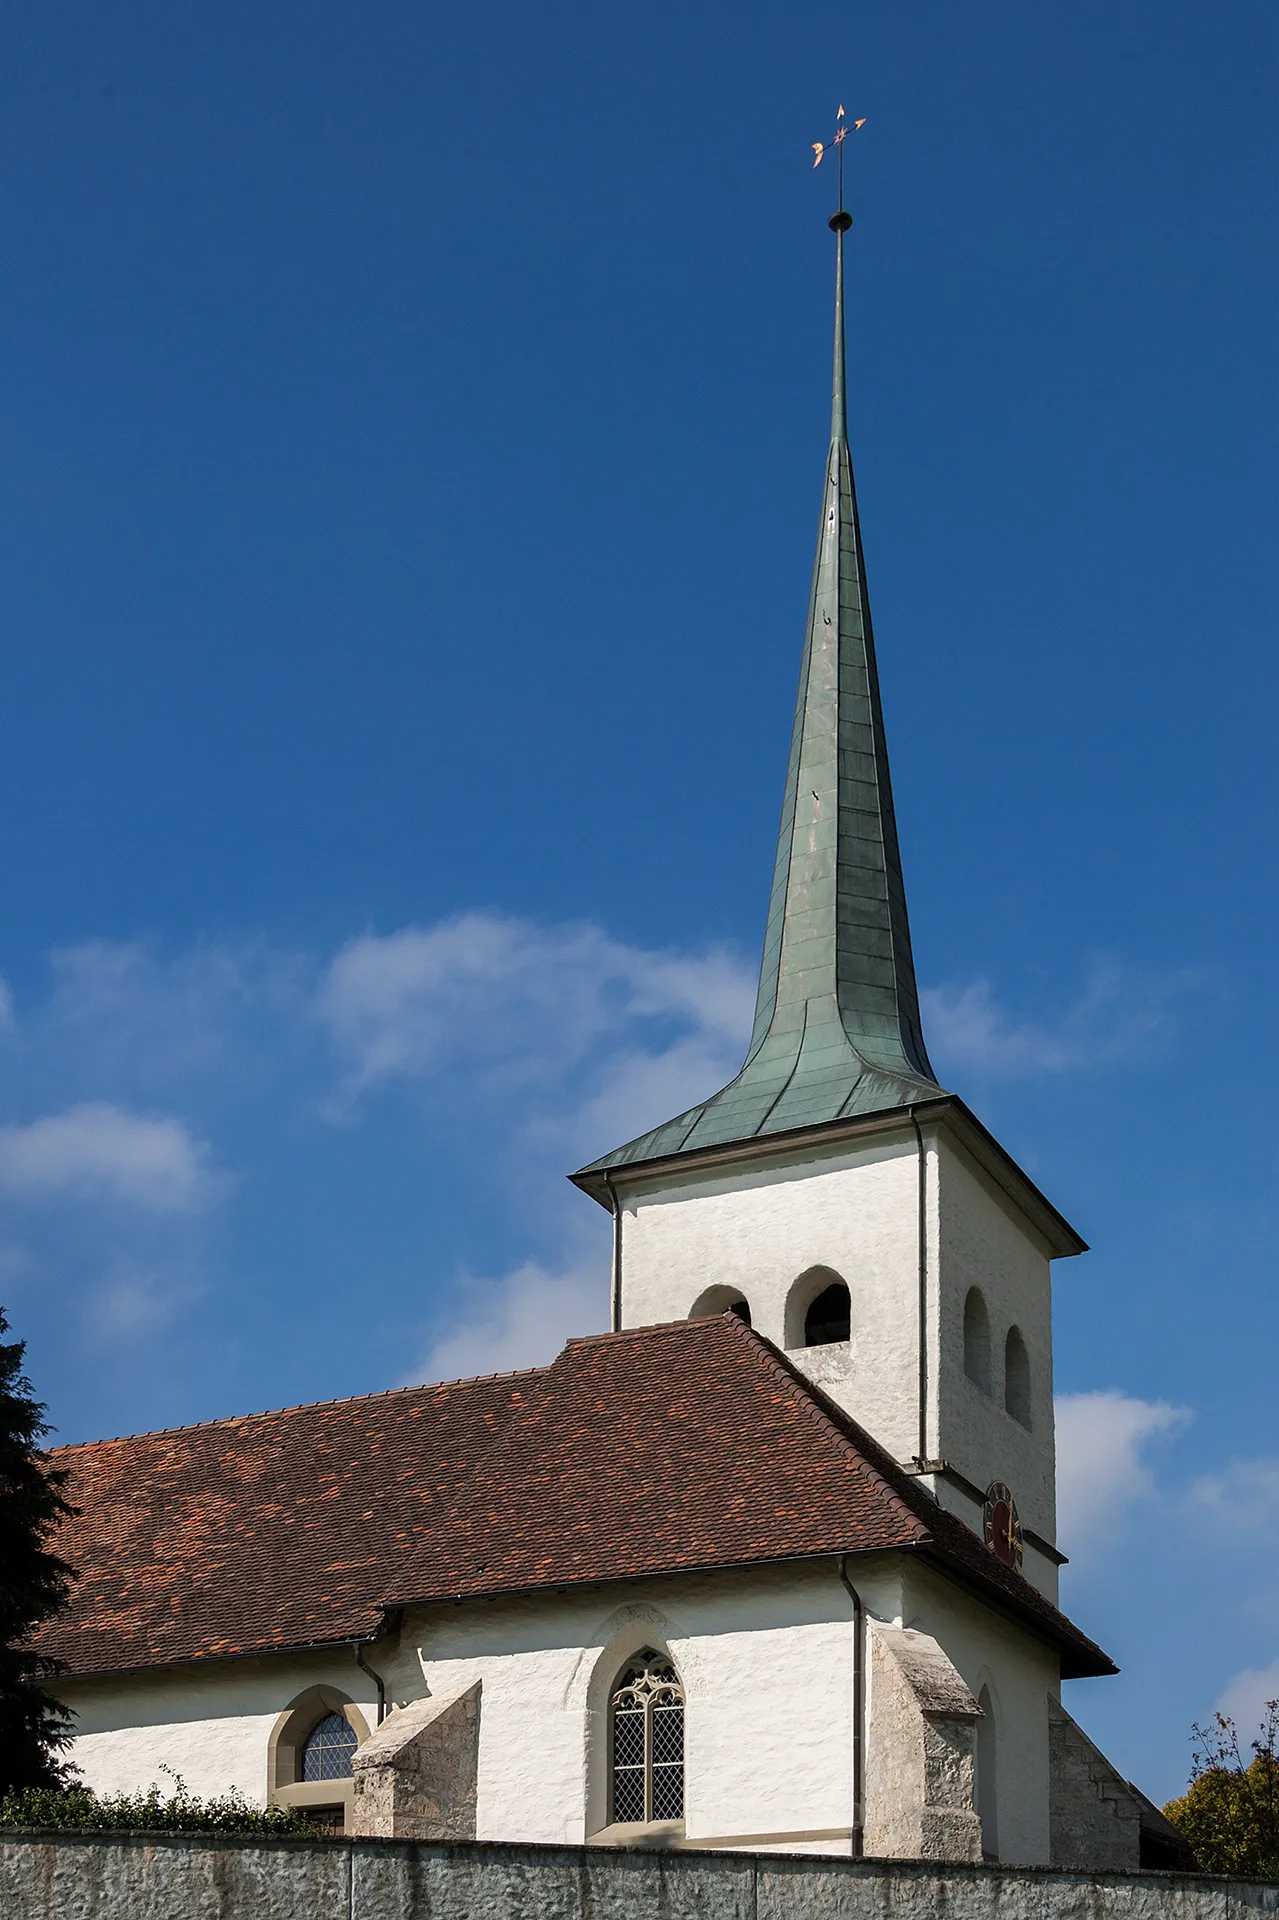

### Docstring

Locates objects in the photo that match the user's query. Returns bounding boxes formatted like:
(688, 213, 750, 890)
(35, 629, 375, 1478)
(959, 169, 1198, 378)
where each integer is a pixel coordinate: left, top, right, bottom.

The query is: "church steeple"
(576, 203, 944, 1185)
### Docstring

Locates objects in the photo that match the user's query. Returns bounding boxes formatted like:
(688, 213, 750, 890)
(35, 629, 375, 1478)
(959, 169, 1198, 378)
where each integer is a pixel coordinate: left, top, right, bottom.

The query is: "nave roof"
(37, 1314, 1114, 1682)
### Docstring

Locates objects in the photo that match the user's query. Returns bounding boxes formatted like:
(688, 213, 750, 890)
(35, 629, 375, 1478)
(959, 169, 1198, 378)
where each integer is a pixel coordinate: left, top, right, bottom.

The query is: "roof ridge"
(731, 1324, 1112, 1657)
(563, 1318, 719, 1350)
(52, 1359, 552, 1454)
(729, 1321, 933, 1539)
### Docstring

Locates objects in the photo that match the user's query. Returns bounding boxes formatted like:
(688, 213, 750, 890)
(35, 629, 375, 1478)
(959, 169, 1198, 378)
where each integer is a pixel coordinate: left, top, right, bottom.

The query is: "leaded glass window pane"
(300, 1711, 358, 1781)
(609, 1649, 684, 1825)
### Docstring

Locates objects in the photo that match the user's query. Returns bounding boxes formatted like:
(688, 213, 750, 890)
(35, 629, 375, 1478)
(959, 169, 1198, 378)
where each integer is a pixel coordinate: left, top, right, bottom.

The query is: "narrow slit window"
(610, 1649, 684, 1824)
(963, 1287, 992, 1393)
(1004, 1326, 1032, 1429)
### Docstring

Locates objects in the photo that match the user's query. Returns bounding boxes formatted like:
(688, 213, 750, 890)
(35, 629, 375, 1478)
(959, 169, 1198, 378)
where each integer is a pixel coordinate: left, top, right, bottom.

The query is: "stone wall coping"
(2, 1828, 1277, 1892)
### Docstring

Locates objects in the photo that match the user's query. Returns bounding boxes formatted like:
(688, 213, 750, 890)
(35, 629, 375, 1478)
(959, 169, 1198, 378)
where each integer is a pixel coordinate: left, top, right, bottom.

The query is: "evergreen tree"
(0, 1307, 76, 1791)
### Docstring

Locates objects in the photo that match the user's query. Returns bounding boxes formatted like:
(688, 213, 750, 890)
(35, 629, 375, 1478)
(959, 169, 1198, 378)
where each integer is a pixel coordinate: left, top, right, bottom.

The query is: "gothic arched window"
(963, 1287, 992, 1393)
(300, 1711, 358, 1782)
(610, 1648, 685, 1824)
(1004, 1327, 1032, 1429)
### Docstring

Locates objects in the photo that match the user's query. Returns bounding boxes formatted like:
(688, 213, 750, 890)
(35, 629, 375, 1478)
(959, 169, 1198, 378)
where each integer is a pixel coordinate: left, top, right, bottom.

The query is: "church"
(36, 206, 1180, 1872)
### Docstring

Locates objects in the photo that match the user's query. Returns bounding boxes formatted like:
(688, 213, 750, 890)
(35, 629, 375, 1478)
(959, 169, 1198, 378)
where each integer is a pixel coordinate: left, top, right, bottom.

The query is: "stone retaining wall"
(3, 1830, 1277, 1919)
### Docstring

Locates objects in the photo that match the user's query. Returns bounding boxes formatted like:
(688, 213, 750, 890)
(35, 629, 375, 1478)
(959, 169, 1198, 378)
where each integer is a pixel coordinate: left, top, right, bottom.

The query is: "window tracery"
(300, 1711, 358, 1782)
(610, 1648, 685, 1824)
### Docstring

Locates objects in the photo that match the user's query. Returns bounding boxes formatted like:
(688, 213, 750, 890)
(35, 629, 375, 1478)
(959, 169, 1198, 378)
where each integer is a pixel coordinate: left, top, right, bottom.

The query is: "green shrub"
(0, 1773, 319, 1835)
(1164, 1701, 1279, 1879)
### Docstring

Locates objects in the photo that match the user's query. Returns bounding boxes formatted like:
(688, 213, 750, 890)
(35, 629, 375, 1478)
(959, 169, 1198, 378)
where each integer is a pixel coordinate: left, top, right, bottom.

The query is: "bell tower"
(571, 185, 1085, 1604)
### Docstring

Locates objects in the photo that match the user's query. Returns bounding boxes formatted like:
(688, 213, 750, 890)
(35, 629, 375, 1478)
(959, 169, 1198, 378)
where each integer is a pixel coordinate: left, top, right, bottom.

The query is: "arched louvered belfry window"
(300, 1711, 358, 1781)
(610, 1648, 685, 1824)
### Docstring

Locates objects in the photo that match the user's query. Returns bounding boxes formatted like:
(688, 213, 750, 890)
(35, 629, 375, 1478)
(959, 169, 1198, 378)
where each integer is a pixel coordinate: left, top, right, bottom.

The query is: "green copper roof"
(576, 218, 945, 1185)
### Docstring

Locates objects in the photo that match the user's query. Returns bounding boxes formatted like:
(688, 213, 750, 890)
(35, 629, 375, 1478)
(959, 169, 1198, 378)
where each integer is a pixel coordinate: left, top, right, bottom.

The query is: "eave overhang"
(51, 1538, 1112, 1686)
(571, 1091, 1087, 1261)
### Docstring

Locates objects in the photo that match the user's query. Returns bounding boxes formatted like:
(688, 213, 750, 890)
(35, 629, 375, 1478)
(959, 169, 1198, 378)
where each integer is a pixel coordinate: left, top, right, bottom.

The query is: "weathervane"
(811, 104, 866, 229)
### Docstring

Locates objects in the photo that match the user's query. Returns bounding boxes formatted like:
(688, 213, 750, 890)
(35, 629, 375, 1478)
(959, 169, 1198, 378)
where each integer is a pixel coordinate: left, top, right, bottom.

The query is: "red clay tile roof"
(36, 1316, 1114, 1681)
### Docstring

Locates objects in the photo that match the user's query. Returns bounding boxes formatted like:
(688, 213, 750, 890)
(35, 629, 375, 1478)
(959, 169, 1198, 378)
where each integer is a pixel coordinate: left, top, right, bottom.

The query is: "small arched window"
(688, 1284, 750, 1326)
(300, 1712, 358, 1782)
(963, 1287, 991, 1393)
(610, 1648, 685, 1825)
(1004, 1327, 1031, 1429)
(804, 1282, 851, 1347)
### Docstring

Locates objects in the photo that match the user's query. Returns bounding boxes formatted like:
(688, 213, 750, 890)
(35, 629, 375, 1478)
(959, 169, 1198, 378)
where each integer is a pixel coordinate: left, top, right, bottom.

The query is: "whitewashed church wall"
(932, 1136, 1058, 1553)
(405, 1559, 903, 1853)
(616, 1131, 923, 1466)
(900, 1559, 1057, 1867)
(55, 1557, 1061, 1865)
(55, 1562, 907, 1856)
(57, 1651, 382, 1807)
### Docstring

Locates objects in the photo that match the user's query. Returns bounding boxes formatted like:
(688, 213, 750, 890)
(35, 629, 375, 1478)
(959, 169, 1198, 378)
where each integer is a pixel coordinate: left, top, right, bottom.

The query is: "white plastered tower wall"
(613, 1112, 1063, 1601)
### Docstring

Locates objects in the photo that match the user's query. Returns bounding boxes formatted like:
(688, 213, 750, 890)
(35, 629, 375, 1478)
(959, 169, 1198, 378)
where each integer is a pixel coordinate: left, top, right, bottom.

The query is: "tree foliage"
(0, 1307, 77, 1793)
(1164, 1701, 1279, 1880)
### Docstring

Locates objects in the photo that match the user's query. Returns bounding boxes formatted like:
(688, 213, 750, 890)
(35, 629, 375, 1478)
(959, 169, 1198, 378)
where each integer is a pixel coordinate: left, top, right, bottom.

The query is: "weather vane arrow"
(811, 104, 866, 219)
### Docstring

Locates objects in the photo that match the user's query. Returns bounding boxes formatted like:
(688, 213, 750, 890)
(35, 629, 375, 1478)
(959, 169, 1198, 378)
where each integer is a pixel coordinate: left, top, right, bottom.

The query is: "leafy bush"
(1164, 1701, 1279, 1879)
(0, 1770, 319, 1835)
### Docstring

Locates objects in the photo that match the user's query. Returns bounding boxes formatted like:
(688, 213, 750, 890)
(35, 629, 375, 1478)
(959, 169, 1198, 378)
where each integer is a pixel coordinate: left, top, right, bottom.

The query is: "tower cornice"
(571, 1092, 1087, 1262)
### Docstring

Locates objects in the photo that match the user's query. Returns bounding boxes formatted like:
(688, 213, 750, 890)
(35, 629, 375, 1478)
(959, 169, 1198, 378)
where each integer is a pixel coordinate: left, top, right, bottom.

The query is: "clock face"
(984, 1482, 1023, 1570)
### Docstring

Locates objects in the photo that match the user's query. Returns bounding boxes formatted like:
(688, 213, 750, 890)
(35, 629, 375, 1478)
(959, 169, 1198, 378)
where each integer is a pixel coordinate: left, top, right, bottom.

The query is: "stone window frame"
(266, 1684, 372, 1825)
(783, 1265, 851, 1351)
(608, 1647, 686, 1828)
(582, 1612, 689, 1847)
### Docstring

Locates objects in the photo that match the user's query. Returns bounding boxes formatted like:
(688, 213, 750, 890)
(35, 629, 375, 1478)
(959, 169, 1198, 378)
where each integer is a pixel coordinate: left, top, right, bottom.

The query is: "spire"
(575, 205, 943, 1187)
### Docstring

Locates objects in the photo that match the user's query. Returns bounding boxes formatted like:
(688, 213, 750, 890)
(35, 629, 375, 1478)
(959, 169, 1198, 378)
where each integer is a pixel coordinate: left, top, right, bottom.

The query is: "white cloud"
(527, 1033, 744, 1169)
(1055, 1390, 1191, 1562)
(1188, 1457, 1279, 1540)
(403, 1252, 610, 1386)
(1215, 1659, 1279, 1739)
(0, 977, 14, 1030)
(317, 912, 754, 1099)
(0, 1104, 212, 1212)
(45, 938, 302, 1082)
(86, 1267, 202, 1339)
(921, 961, 1204, 1079)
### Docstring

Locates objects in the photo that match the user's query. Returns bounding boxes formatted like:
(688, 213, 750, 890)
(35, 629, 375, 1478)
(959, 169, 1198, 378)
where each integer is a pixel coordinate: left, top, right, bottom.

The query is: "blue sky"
(1, 0, 1275, 1806)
